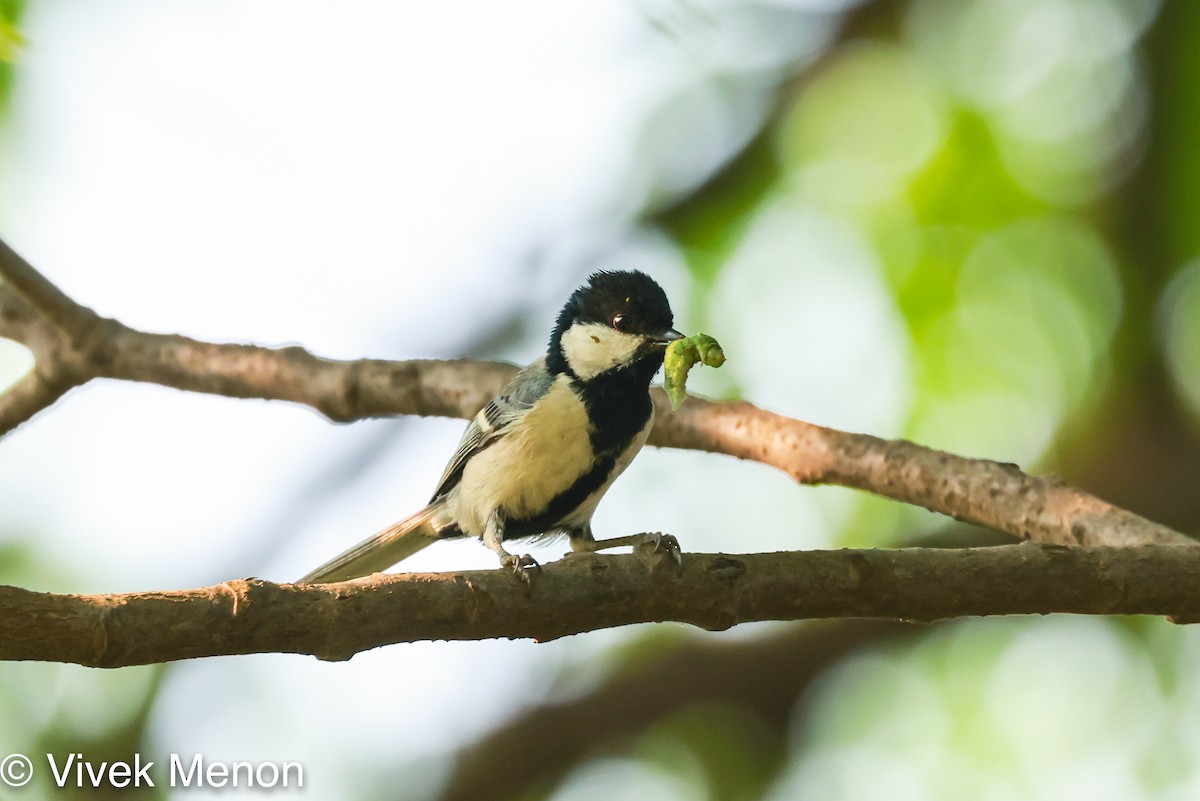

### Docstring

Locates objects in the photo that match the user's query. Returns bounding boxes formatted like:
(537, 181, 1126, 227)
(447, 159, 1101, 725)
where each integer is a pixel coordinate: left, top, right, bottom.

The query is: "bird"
(298, 269, 685, 583)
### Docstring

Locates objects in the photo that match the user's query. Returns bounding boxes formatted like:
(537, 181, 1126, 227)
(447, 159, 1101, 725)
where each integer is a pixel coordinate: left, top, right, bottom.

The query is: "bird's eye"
(612, 313, 630, 331)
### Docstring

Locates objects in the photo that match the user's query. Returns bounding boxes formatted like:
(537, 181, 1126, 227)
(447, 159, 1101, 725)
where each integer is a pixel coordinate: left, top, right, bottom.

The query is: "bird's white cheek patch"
(561, 322, 644, 379)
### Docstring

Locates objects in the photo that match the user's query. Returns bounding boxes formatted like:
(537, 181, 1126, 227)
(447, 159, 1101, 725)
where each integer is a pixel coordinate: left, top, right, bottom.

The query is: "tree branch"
(3, 544, 1200, 668)
(100, 327, 514, 424)
(0, 282, 92, 430)
(0, 238, 97, 342)
(0, 242, 107, 428)
(0, 367, 76, 433)
(0, 236, 1189, 548)
(647, 398, 1190, 547)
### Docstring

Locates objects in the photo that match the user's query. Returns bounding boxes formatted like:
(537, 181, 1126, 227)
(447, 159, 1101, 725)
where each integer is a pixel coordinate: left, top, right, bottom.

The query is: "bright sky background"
(0, 2, 883, 798)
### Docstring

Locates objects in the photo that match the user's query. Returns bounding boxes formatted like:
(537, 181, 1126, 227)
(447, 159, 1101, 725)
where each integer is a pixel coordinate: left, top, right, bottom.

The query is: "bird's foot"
(633, 531, 683, 568)
(500, 552, 542, 584)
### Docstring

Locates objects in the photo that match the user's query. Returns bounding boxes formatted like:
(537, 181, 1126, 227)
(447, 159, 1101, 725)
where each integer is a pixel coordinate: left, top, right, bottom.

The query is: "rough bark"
(2, 544, 1200, 668)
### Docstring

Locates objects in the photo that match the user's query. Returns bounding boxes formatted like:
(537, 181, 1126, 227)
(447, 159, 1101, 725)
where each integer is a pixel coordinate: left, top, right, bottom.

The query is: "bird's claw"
(501, 553, 542, 584)
(634, 531, 683, 568)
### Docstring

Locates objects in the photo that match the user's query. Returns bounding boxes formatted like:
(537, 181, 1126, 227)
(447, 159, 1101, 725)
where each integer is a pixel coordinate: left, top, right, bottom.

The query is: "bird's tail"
(298, 506, 443, 584)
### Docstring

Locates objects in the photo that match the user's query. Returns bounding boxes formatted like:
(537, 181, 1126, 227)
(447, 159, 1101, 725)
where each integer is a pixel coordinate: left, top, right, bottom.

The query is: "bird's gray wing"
(429, 358, 556, 501)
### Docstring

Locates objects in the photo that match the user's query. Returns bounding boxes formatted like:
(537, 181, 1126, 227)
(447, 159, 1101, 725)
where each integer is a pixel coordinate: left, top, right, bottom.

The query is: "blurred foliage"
(33, 666, 166, 800)
(775, 616, 1200, 800)
(537, 2, 1200, 801)
(0, 0, 24, 97)
(0, 547, 166, 799)
(696, 1, 1139, 469)
(644, 703, 782, 801)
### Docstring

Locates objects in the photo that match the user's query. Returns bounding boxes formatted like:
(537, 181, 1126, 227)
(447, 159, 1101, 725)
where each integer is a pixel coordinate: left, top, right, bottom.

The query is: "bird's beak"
(652, 328, 686, 348)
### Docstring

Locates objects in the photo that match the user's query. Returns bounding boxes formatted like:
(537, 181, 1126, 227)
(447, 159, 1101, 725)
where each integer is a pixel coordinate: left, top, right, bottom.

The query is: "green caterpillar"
(663, 333, 726, 410)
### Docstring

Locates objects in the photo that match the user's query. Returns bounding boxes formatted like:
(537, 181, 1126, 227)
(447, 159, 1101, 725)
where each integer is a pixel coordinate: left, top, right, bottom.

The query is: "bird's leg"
(567, 524, 597, 552)
(572, 529, 682, 565)
(483, 512, 540, 581)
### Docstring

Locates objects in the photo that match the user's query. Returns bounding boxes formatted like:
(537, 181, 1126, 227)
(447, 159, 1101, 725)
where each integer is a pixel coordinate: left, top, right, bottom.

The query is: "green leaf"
(0, 18, 23, 64)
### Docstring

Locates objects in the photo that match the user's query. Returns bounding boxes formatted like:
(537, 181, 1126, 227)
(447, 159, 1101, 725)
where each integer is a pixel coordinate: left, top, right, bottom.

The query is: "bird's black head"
(547, 270, 683, 382)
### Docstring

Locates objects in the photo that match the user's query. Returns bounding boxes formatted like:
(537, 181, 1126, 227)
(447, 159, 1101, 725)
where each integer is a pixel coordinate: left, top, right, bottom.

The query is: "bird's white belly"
(447, 379, 654, 537)
(448, 379, 594, 536)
